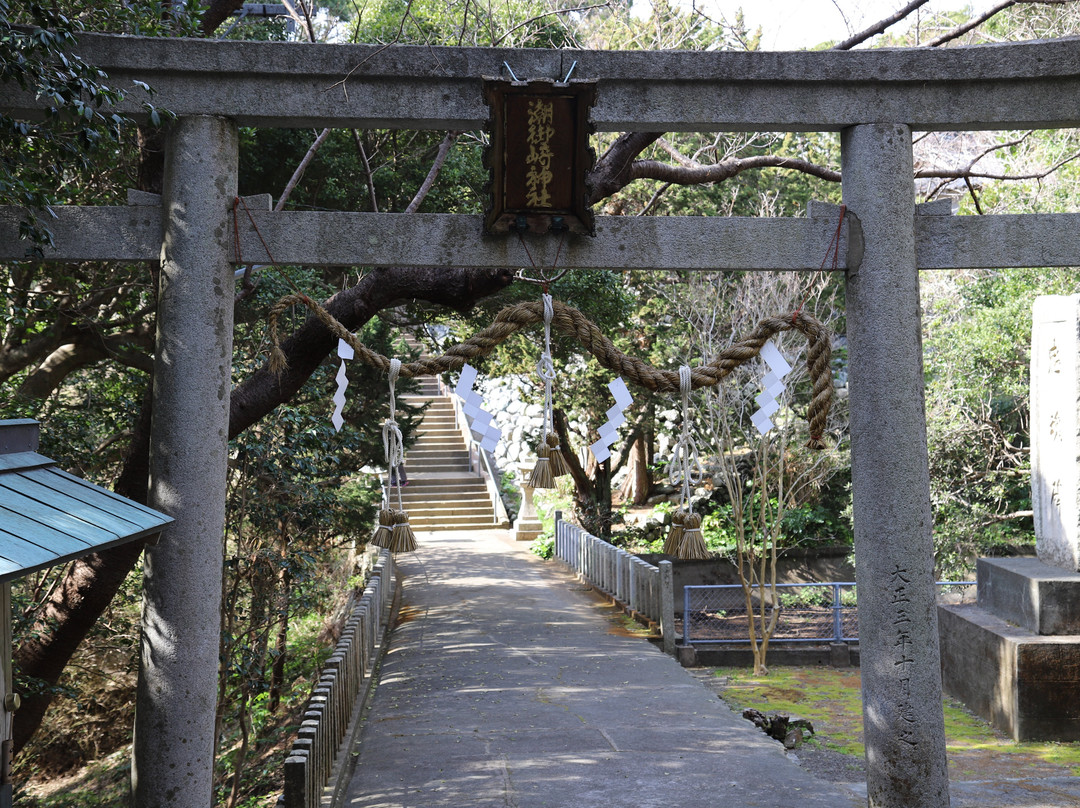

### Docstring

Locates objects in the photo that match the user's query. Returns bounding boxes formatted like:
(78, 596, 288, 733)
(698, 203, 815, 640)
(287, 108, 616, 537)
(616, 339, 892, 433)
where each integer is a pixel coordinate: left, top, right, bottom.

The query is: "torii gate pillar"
(842, 124, 950, 808)
(133, 115, 238, 808)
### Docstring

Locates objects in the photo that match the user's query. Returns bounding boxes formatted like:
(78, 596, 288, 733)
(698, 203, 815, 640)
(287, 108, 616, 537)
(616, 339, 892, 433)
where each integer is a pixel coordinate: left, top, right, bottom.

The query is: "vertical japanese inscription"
(1030, 300, 1080, 569)
(890, 564, 918, 749)
(524, 98, 555, 207)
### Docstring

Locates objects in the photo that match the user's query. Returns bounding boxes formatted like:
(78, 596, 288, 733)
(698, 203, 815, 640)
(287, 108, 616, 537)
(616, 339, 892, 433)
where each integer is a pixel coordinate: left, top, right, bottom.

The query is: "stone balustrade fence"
(279, 550, 396, 808)
(554, 515, 676, 655)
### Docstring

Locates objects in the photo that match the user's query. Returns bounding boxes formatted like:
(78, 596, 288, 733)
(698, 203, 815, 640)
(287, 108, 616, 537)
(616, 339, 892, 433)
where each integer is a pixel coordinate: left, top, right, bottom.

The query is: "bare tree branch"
(200, 0, 246, 35)
(290, 0, 317, 43)
(980, 509, 1034, 526)
(16, 332, 154, 400)
(833, 0, 930, 49)
(492, 3, 611, 46)
(926, 0, 1017, 46)
(630, 154, 841, 186)
(352, 130, 380, 213)
(638, 181, 674, 216)
(275, 127, 332, 212)
(926, 0, 1075, 46)
(331, 0, 415, 98)
(915, 149, 1080, 181)
(963, 175, 985, 214)
(655, 137, 697, 168)
(404, 131, 460, 214)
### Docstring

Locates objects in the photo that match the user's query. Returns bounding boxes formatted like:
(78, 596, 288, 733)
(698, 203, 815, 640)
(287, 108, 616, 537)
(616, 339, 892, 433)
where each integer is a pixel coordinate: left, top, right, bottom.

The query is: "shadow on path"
(341, 529, 862, 808)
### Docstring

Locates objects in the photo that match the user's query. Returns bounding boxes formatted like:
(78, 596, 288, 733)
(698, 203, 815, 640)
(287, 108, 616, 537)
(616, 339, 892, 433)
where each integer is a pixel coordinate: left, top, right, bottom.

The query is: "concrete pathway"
(340, 529, 862, 808)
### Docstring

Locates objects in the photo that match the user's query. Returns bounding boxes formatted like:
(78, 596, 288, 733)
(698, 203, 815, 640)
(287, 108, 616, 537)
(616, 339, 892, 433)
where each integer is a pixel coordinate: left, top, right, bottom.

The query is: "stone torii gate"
(5, 33, 1080, 808)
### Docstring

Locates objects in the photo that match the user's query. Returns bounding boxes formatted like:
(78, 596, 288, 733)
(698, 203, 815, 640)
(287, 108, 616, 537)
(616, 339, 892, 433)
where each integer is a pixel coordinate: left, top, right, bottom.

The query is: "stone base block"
(939, 603, 1080, 741)
(977, 557, 1080, 635)
(511, 519, 543, 542)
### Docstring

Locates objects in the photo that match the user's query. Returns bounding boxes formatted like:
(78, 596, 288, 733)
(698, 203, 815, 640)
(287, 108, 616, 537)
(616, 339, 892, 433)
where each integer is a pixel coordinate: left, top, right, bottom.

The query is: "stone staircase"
(394, 364, 505, 531)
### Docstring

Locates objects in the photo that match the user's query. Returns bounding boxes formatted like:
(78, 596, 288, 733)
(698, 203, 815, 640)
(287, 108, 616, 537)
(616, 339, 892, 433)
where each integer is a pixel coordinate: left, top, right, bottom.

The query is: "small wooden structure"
(0, 419, 172, 806)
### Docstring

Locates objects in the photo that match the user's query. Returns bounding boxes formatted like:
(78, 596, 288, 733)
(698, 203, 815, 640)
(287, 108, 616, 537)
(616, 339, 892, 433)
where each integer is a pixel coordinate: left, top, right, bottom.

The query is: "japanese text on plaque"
(525, 99, 555, 207)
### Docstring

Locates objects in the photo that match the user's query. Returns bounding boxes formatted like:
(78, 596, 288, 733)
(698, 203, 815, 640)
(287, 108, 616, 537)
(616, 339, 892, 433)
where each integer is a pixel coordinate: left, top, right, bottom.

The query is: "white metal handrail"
(439, 375, 510, 526)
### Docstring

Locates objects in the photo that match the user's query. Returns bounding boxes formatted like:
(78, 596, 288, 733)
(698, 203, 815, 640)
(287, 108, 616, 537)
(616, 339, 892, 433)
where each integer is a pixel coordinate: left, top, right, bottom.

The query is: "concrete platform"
(977, 557, 1080, 635)
(940, 556, 1080, 743)
(939, 603, 1080, 742)
(339, 529, 862, 808)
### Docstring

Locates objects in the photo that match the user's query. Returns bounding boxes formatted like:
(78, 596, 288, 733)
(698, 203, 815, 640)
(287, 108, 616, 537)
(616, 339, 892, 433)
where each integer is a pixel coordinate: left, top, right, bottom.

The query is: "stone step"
(407, 400, 452, 410)
(415, 522, 501, 532)
(402, 395, 452, 407)
(411, 436, 466, 447)
(398, 492, 490, 506)
(399, 497, 492, 511)
(405, 503, 495, 518)
(410, 441, 467, 453)
(398, 473, 485, 485)
(410, 432, 462, 445)
(402, 462, 471, 473)
(408, 450, 469, 462)
(395, 473, 483, 486)
(408, 442, 468, 453)
(408, 514, 500, 529)
(414, 430, 460, 440)
(398, 491, 489, 503)
(411, 449, 465, 458)
(407, 461, 470, 471)
(414, 427, 462, 436)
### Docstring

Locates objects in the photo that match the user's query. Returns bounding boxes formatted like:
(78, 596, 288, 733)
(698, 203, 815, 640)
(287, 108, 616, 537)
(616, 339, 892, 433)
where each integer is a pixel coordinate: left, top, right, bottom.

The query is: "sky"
(631, 0, 1001, 50)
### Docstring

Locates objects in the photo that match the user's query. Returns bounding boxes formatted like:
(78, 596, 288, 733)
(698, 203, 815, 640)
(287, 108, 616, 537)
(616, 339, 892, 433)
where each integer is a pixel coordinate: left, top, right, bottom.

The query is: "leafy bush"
(332, 477, 382, 546)
(529, 535, 555, 559)
(780, 502, 853, 547)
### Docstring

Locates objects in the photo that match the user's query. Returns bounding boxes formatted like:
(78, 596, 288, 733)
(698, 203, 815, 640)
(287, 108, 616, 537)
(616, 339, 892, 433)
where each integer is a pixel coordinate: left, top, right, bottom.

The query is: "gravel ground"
(785, 745, 865, 783)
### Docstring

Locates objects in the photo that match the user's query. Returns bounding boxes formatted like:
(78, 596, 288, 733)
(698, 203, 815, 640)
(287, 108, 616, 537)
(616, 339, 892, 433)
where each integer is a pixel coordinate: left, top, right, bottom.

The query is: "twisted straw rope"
(268, 294, 834, 449)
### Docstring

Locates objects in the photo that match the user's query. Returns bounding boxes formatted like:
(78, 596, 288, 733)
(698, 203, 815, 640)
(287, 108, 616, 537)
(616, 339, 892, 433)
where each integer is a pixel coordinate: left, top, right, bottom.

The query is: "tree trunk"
(617, 432, 652, 505)
(267, 564, 290, 713)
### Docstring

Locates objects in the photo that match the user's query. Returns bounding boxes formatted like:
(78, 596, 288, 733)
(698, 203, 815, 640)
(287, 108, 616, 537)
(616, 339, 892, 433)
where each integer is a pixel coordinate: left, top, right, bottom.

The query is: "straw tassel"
(529, 293, 559, 491)
(545, 432, 570, 478)
(371, 507, 394, 548)
(662, 509, 686, 555)
(678, 512, 710, 560)
(389, 510, 418, 553)
(529, 442, 556, 489)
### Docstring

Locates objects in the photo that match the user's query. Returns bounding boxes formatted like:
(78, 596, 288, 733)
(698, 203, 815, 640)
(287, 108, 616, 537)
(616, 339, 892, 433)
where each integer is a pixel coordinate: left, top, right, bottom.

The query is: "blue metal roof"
(0, 447, 172, 583)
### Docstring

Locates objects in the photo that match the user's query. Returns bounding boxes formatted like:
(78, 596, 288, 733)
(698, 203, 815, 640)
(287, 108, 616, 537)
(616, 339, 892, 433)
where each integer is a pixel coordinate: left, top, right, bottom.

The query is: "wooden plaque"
(483, 79, 596, 236)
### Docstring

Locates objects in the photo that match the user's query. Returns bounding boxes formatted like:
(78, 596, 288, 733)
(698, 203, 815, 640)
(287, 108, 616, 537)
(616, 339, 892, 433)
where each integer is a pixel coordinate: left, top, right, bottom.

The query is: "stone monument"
(939, 294, 1080, 741)
(511, 474, 545, 543)
(1031, 295, 1080, 570)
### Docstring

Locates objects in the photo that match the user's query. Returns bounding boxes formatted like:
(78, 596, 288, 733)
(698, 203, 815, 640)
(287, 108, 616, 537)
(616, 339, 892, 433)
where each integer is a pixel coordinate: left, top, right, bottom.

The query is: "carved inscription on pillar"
(890, 564, 918, 750)
(1031, 295, 1080, 570)
(482, 78, 596, 236)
